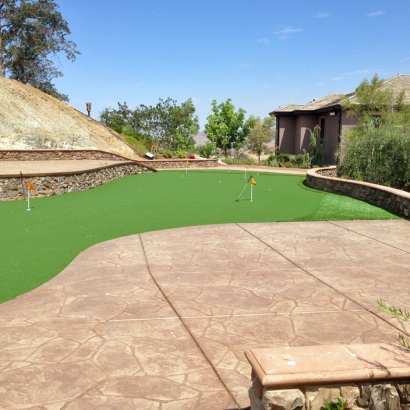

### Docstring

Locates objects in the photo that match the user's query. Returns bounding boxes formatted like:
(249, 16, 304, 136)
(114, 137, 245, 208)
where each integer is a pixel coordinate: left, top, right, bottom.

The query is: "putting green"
(0, 170, 398, 304)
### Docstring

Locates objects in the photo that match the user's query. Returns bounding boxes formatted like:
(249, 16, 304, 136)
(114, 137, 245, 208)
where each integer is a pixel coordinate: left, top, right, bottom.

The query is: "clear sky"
(53, 0, 410, 129)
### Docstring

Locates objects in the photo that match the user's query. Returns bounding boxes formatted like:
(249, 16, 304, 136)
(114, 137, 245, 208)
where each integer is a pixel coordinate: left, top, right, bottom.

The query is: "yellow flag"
(27, 182, 35, 191)
(245, 164, 249, 169)
(251, 178, 256, 185)
(186, 161, 189, 165)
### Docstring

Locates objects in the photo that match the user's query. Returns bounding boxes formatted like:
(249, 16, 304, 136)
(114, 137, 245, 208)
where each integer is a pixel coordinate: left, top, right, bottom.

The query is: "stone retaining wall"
(306, 167, 410, 217)
(0, 149, 130, 161)
(250, 373, 410, 410)
(0, 162, 153, 201)
(137, 158, 219, 169)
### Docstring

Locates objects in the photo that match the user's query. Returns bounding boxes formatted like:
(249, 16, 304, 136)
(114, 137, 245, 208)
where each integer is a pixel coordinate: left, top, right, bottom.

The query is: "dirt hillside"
(0, 77, 141, 159)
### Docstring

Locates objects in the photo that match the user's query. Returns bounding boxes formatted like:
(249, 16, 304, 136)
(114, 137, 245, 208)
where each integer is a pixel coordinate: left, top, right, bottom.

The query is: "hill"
(0, 78, 141, 159)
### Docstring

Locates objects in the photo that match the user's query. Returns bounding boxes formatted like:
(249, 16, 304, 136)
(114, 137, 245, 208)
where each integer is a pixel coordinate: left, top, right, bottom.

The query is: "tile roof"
(348, 74, 410, 104)
(272, 74, 410, 114)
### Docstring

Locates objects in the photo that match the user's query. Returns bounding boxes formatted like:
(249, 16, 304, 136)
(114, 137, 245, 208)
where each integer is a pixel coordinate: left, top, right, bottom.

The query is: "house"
(270, 74, 410, 165)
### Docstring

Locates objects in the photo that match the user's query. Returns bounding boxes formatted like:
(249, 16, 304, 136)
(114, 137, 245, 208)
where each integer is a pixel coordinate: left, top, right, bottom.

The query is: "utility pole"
(86, 102, 92, 117)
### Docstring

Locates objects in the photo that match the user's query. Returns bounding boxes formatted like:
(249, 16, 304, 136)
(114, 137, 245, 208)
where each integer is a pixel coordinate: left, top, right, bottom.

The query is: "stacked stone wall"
(0, 149, 130, 161)
(0, 163, 152, 201)
(137, 159, 219, 169)
(306, 167, 410, 218)
(250, 373, 410, 410)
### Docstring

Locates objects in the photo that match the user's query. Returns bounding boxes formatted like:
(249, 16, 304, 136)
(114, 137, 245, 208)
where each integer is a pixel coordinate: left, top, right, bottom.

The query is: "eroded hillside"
(0, 78, 141, 159)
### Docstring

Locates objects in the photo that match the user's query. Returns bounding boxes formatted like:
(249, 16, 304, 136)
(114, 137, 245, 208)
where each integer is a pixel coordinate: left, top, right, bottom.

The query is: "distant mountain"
(193, 131, 208, 146)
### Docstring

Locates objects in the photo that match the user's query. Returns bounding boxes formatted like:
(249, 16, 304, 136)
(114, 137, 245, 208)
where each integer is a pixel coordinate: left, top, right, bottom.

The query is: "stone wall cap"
(245, 343, 410, 388)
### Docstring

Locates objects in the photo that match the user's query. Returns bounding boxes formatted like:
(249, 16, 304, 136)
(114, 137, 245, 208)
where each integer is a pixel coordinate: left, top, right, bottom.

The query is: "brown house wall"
(323, 112, 340, 165)
(276, 109, 360, 165)
(295, 115, 317, 154)
(278, 116, 296, 154)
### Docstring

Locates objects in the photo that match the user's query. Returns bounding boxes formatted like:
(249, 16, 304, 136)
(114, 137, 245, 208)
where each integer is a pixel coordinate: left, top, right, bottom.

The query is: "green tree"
(247, 116, 275, 164)
(0, 0, 79, 101)
(341, 74, 410, 127)
(204, 98, 255, 156)
(100, 98, 199, 152)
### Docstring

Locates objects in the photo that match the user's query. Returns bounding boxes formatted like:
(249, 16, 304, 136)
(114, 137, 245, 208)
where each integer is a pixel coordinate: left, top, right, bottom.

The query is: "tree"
(204, 99, 255, 156)
(0, 0, 79, 101)
(341, 74, 410, 127)
(247, 116, 275, 164)
(100, 98, 199, 152)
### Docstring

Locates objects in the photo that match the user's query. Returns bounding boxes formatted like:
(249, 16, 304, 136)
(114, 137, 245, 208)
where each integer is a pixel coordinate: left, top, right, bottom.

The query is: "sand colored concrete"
(0, 220, 409, 409)
(0, 160, 129, 177)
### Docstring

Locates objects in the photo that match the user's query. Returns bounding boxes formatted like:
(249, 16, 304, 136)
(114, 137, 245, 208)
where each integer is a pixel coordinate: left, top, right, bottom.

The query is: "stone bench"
(245, 344, 410, 410)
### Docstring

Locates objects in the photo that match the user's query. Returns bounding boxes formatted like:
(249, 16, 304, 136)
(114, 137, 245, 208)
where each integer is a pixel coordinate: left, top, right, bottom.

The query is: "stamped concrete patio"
(0, 220, 409, 409)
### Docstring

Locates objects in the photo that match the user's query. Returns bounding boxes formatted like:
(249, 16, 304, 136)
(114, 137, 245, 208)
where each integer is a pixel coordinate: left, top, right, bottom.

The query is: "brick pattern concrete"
(0, 221, 409, 409)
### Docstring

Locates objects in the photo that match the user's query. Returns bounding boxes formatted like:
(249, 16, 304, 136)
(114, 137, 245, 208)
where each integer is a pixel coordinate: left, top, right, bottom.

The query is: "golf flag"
(27, 182, 35, 190)
(251, 177, 256, 185)
(245, 164, 248, 169)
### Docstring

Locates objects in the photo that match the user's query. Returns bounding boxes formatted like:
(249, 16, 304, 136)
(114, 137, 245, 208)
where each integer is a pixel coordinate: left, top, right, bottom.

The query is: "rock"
(396, 383, 410, 404)
(370, 384, 400, 410)
(306, 386, 341, 410)
(358, 384, 372, 407)
(262, 388, 305, 410)
(249, 386, 264, 410)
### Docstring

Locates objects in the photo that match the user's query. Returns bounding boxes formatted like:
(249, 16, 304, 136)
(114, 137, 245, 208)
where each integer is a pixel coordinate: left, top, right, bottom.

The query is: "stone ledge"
(306, 167, 410, 217)
(0, 149, 135, 161)
(245, 344, 410, 389)
(245, 344, 410, 410)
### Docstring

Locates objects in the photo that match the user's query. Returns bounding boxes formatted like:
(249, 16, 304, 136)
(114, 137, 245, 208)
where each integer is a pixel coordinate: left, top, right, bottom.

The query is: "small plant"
(176, 150, 187, 158)
(323, 398, 349, 410)
(162, 149, 173, 158)
(378, 299, 410, 351)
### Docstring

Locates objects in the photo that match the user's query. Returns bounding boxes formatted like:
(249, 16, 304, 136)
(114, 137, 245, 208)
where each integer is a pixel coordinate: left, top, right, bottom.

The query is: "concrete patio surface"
(0, 220, 409, 409)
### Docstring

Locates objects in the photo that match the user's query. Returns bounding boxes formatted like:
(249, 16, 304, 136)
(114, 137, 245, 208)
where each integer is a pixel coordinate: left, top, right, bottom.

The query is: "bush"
(176, 150, 187, 158)
(197, 142, 216, 159)
(162, 150, 173, 158)
(337, 124, 410, 190)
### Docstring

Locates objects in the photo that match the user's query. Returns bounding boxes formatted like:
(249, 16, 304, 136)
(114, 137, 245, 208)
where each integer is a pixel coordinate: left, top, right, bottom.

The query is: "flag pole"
(27, 188, 31, 211)
(251, 183, 253, 202)
(186, 161, 188, 175)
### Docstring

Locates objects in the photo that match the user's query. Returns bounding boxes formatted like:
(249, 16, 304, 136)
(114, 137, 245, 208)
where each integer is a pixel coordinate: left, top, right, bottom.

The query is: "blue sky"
(53, 0, 410, 129)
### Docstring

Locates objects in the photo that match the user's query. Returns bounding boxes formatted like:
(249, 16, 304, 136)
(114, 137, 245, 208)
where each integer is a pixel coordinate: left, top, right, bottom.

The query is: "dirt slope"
(0, 77, 141, 159)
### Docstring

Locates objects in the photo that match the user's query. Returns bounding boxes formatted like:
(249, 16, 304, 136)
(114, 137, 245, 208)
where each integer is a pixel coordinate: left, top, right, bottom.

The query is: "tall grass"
(337, 124, 410, 190)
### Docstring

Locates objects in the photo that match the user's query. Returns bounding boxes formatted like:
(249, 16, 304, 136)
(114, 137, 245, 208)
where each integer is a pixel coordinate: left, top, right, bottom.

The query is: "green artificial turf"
(0, 170, 398, 303)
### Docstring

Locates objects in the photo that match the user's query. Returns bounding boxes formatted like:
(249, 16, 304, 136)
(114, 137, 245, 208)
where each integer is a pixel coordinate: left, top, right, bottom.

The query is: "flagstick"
(245, 168, 247, 180)
(186, 161, 188, 175)
(27, 189, 31, 211)
(251, 183, 253, 202)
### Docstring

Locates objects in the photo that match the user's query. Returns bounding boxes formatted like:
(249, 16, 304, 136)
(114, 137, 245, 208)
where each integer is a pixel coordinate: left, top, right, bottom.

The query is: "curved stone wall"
(0, 162, 153, 201)
(306, 166, 410, 217)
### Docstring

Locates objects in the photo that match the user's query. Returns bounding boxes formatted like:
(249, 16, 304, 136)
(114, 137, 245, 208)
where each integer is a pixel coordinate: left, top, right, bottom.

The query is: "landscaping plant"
(323, 398, 350, 410)
(378, 300, 410, 351)
(337, 124, 410, 190)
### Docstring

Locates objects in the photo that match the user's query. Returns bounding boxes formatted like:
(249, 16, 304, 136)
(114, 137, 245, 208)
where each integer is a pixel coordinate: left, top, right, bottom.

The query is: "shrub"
(197, 142, 216, 159)
(337, 124, 410, 190)
(176, 150, 187, 158)
(162, 150, 173, 158)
